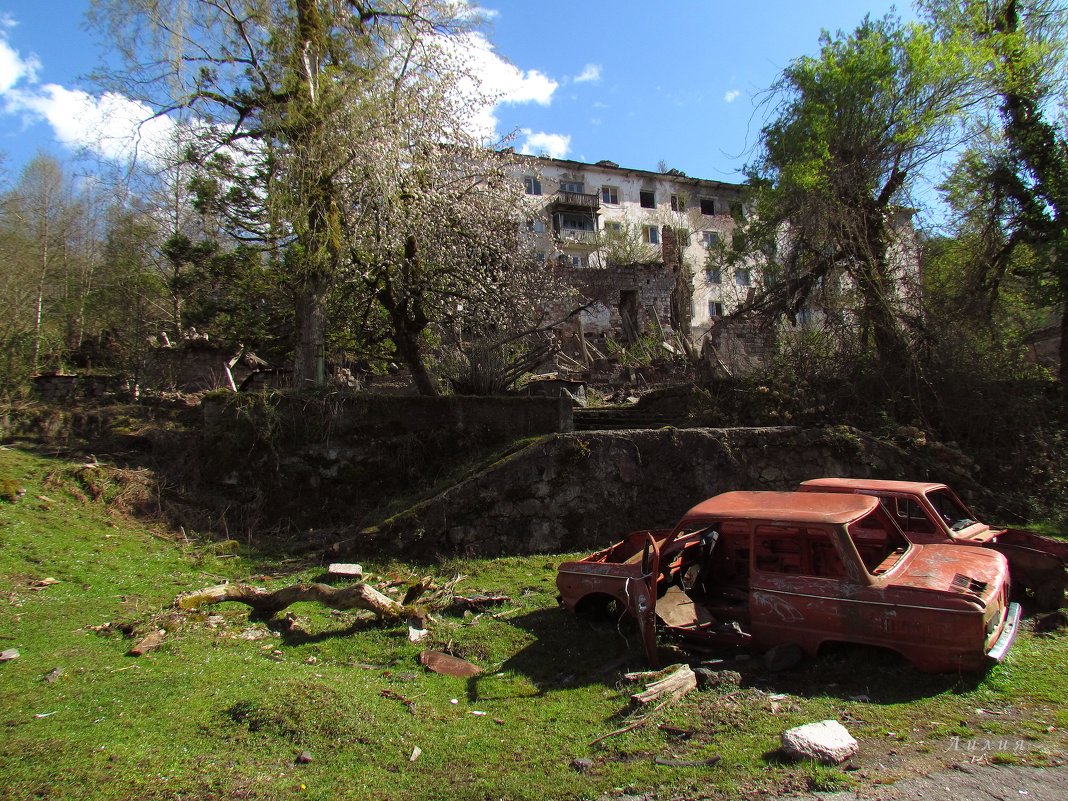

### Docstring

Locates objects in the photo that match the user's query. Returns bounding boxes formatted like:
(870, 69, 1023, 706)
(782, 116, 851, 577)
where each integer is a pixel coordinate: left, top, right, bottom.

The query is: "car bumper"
(987, 602, 1022, 663)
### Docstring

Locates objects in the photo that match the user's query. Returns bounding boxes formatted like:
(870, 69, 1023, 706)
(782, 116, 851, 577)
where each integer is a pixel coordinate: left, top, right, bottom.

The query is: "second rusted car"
(798, 479, 1068, 610)
(557, 491, 1020, 673)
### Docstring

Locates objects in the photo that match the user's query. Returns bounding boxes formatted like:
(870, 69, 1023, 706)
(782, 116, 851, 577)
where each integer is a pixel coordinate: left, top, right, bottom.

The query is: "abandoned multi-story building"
(516, 154, 923, 375)
(516, 154, 755, 347)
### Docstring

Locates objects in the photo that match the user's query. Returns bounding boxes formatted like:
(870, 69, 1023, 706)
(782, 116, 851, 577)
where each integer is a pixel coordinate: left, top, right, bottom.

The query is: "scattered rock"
(1033, 610, 1068, 633)
(409, 746, 422, 763)
(571, 757, 594, 772)
(0, 648, 19, 662)
(694, 668, 742, 690)
(295, 751, 313, 764)
(763, 643, 804, 672)
(30, 577, 60, 589)
(781, 720, 859, 765)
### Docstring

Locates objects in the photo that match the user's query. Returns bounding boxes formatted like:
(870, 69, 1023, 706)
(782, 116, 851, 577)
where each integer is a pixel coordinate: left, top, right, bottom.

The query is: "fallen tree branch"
(175, 582, 405, 619)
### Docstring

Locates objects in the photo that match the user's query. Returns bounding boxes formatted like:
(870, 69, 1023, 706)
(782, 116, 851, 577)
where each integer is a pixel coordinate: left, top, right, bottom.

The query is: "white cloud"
(724, 89, 741, 103)
(435, 30, 558, 141)
(0, 18, 176, 165)
(0, 22, 39, 94)
(519, 129, 570, 159)
(6, 83, 176, 165)
(574, 64, 602, 84)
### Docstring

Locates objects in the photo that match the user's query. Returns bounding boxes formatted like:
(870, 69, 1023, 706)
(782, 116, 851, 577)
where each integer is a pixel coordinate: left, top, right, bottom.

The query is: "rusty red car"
(557, 491, 1020, 673)
(799, 479, 1068, 610)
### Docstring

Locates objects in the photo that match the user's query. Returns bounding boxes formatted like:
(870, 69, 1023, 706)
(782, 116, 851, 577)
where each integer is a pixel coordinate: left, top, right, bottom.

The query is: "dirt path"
(774, 764, 1068, 801)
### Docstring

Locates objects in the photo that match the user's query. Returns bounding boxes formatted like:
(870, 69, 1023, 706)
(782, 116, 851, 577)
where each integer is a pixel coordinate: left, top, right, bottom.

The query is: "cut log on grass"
(175, 582, 405, 619)
(628, 664, 697, 707)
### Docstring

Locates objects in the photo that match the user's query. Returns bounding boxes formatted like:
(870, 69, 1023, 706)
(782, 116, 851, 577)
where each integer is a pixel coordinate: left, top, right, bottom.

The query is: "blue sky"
(0, 1, 914, 185)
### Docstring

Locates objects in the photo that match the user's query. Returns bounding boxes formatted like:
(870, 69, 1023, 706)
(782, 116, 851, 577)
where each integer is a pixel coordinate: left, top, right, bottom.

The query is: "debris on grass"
(0, 648, 19, 662)
(654, 755, 721, 768)
(625, 664, 697, 706)
(418, 650, 482, 678)
(380, 689, 418, 715)
(42, 667, 64, 684)
(409, 746, 422, 763)
(128, 629, 166, 656)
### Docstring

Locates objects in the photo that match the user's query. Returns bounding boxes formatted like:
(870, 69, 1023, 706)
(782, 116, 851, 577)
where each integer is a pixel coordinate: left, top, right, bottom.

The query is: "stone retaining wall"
(363, 426, 976, 557)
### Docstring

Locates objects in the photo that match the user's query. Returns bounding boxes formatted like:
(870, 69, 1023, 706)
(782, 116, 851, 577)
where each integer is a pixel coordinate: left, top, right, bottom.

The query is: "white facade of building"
(515, 155, 751, 335)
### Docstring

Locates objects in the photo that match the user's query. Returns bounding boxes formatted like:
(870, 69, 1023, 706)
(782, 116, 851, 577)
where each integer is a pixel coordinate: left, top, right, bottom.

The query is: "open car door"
(632, 532, 661, 666)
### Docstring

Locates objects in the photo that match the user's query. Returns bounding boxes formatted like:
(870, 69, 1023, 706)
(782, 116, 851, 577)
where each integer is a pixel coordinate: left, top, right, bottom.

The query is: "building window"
(560, 180, 584, 194)
(699, 197, 716, 215)
(640, 190, 656, 209)
(568, 253, 588, 268)
(708, 300, 724, 318)
(601, 185, 619, 204)
(702, 231, 721, 248)
(675, 227, 690, 246)
(526, 219, 545, 233)
(524, 176, 542, 196)
(730, 201, 745, 221)
(671, 194, 686, 212)
(734, 267, 751, 287)
(559, 213, 593, 231)
(605, 221, 622, 233)
(706, 267, 721, 284)
(643, 225, 660, 245)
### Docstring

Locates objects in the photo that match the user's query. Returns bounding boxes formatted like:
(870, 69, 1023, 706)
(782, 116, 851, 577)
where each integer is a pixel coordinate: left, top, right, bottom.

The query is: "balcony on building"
(552, 210, 599, 250)
(550, 190, 601, 213)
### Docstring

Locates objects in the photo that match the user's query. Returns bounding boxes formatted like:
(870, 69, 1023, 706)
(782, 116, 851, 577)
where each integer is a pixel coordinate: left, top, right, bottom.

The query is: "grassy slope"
(1, 445, 1065, 801)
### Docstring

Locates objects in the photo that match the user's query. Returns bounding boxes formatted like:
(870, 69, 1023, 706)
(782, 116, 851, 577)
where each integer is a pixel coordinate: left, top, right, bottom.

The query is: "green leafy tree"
(732, 14, 976, 373)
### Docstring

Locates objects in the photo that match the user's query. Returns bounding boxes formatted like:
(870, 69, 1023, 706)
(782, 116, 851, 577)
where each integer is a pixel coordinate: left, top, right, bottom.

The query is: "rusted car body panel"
(557, 491, 1020, 673)
(799, 479, 1068, 610)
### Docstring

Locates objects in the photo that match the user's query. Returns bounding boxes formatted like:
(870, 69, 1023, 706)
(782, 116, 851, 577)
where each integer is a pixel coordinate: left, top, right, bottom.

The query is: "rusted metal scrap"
(418, 650, 482, 678)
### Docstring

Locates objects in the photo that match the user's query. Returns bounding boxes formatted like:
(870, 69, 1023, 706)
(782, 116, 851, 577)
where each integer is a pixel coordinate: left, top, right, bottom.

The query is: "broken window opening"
(671, 194, 686, 212)
(640, 190, 656, 209)
(708, 300, 723, 318)
(699, 197, 716, 216)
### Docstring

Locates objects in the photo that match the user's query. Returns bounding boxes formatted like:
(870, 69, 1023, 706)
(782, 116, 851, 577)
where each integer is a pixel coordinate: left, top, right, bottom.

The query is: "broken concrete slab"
(327, 563, 363, 579)
(781, 720, 859, 765)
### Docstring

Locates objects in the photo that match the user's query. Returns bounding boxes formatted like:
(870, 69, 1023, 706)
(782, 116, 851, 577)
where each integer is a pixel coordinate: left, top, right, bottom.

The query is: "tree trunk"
(1060, 301, 1068, 388)
(176, 582, 405, 618)
(293, 285, 327, 387)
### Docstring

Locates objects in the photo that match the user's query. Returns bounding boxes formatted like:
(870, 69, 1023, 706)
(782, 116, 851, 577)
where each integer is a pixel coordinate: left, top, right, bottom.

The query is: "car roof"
(679, 491, 879, 526)
(800, 478, 948, 494)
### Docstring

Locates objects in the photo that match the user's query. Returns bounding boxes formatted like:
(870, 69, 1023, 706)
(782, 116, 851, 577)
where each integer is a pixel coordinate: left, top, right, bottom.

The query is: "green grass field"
(1, 445, 1065, 801)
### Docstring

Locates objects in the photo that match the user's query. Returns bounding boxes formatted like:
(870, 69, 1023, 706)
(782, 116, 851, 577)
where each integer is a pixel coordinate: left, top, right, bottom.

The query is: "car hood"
(892, 544, 1006, 603)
